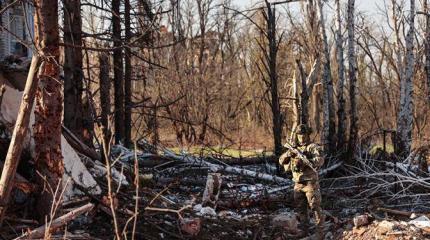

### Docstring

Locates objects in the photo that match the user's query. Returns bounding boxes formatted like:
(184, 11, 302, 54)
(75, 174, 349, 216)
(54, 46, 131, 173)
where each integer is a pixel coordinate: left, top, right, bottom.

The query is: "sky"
(231, 0, 383, 15)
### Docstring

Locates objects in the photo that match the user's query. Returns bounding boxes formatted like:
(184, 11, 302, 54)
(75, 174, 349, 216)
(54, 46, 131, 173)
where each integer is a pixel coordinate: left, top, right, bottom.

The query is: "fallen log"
(155, 177, 226, 188)
(163, 149, 292, 185)
(15, 203, 95, 239)
(211, 155, 277, 165)
(377, 207, 412, 217)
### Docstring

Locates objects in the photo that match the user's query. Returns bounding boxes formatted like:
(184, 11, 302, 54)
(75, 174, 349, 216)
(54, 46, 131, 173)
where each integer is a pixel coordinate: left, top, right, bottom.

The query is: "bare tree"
(124, 0, 132, 146)
(63, 0, 87, 144)
(425, 0, 430, 103)
(335, 0, 347, 153)
(263, 1, 282, 155)
(33, 0, 64, 219)
(99, 52, 111, 150)
(112, 0, 125, 143)
(347, 0, 358, 159)
(396, 0, 416, 158)
(317, 0, 336, 153)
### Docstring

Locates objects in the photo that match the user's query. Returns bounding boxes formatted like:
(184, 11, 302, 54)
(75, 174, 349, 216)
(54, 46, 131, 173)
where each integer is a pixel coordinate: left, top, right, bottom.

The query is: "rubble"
(0, 84, 102, 200)
(409, 215, 430, 231)
(271, 210, 298, 233)
(353, 214, 371, 228)
(198, 206, 217, 217)
(376, 220, 395, 234)
(180, 217, 202, 236)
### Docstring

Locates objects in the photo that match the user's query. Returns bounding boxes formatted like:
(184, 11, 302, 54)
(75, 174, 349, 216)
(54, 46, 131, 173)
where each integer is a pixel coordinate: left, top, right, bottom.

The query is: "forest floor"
(77, 173, 430, 240)
(1, 140, 430, 240)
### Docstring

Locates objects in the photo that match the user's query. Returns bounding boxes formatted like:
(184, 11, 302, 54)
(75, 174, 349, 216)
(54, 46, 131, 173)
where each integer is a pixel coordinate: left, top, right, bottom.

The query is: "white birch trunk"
(290, 71, 299, 143)
(347, 0, 358, 157)
(396, 0, 415, 158)
(317, 0, 336, 153)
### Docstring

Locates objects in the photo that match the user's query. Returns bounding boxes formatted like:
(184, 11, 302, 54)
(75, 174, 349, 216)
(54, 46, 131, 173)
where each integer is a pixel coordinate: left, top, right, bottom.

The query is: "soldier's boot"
(313, 207, 325, 240)
(299, 207, 310, 230)
(294, 184, 310, 232)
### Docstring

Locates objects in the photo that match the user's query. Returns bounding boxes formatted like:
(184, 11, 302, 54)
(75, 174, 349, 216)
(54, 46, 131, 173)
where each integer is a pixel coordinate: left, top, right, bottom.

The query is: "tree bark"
(124, 0, 132, 147)
(336, 0, 347, 153)
(396, 0, 416, 158)
(63, 0, 88, 144)
(99, 52, 111, 153)
(425, 0, 430, 103)
(33, 0, 64, 219)
(317, 0, 336, 154)
(0, 56, 40, 226)
(112, 0, 125, 144)
(347, 0, 358, 160)
(265, 2, 282, 156)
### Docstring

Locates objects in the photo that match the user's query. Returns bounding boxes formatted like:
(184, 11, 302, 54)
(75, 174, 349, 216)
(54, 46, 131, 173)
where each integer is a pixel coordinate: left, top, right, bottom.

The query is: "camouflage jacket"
(279, 143, 324, 183)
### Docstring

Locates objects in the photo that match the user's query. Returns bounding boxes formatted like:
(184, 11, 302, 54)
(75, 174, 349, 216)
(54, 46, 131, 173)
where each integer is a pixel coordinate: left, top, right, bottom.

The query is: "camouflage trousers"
(294, 181, 324, 238)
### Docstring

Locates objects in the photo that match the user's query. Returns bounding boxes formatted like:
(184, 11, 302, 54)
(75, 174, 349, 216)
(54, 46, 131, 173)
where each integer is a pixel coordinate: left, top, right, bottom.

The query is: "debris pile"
(341, 216, 430, 239)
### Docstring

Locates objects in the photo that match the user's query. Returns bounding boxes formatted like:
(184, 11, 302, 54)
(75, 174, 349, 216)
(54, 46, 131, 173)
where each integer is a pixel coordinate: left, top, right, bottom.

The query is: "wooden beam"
(0, 55, 40, 226)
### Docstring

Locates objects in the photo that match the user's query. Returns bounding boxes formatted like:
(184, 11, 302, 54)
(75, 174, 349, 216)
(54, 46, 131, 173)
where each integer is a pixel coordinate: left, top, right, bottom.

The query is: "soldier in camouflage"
(279, 124, 325, 239)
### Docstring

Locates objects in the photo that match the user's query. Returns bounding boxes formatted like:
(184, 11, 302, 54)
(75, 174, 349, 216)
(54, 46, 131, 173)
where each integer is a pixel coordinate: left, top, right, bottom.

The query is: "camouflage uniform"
(279, 125, 325, 238)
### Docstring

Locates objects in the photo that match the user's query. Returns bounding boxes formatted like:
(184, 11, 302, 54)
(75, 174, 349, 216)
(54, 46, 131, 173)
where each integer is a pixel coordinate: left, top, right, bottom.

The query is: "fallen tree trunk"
(15, 203, 94, 239)
(211, 155, 277, 165)
(163, 149, 292, 185)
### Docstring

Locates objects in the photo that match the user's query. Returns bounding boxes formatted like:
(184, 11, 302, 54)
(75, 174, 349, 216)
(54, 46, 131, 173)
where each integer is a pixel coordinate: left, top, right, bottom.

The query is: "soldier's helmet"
(296, 124, 311, 136)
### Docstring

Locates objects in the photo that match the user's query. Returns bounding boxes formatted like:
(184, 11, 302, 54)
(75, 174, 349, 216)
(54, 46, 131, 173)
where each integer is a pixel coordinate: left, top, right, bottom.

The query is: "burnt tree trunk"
(33, 0, 64, 219)
(112, 0, 125, 144)
(265, 2, 282, 156)
(335, 0, 347, 153)
(99, 53, 111, 149)
(63, 0, 87, 144)
(124, 0, 132, 147)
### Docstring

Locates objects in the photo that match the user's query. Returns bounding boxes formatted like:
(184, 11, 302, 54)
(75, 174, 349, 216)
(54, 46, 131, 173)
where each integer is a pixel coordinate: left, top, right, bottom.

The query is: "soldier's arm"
(309, 144, 324, 169)
(279, 151, 293, 172)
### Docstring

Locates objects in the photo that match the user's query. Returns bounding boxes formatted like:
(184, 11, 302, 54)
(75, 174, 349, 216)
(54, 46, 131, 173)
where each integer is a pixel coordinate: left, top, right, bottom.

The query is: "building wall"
(0, 1, 34, 60)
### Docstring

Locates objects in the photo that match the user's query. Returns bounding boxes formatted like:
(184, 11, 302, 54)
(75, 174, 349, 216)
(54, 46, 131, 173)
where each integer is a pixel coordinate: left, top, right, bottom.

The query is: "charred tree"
(335, 0, 347, 154)
(347, 0, 358, 160)
(112, 0, 125, 144)
(264, 1, 282, 156)
(99, 52, 111, 149)
(124, 0, 132, 147)
(33, 0, 64, 219)
(63, 0, 87, 144)
(396, 0, 416, 158)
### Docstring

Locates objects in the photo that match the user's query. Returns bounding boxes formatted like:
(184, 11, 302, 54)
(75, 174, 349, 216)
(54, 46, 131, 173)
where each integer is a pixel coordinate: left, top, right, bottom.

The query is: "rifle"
(283, 142, 317, 173)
